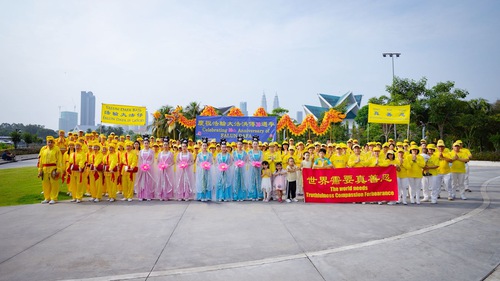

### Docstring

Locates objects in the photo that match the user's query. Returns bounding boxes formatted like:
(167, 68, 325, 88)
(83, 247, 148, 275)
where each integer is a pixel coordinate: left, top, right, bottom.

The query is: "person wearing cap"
(456, 140, 473, 192)
(103, 143, 119, 202)
(61, 142, 75, 194)
(405, 145, 426, 204)
(450, 141, 470, 200)
(248, 136, 263, 200)
(232, 136, 248, 201)
(347, 144, 366, 168)
(331, 145, 347, 168)
(135, 137, 156, 201)
(281, 140, 290, 157)
(313, 148, 332, 169)
(88, 143, 104, 202)
(395, 148, 411, 205)
(115, 142, 125, 195)
(215, 139, 232, 201)
(282, 146, 298, 169)
(423, 144, 440, 203)
(38, 136, 64, 204)
(435, 140, 453, 200)
(326, 143, 335, 159)
(420, 139, 427, 150)
(56, 130, 68, 154)
(195, 138, 213, 202)
(121, 141, 138, 202)
(68, 141, 86, 203)
(176, 139, 195, 201)
(383, 149, 399, 205)
(367, 147, 384, 167)
(295, 141, 304, 160)
(265, 142, 282, 173)
(152, 142, 161, 161)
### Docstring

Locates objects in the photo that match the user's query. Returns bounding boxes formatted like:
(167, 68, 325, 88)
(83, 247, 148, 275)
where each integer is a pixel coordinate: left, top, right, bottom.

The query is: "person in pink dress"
(156, 137, 175, 201)
(175, 139, 195, 201)
(135, 136, 156, 201)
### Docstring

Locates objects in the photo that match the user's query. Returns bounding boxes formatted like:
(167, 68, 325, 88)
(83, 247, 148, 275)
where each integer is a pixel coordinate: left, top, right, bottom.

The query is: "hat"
(208, 144, 216, 149)
(46, 136, 55, 142)
(396, 142, 403, 146)
(347, 138, 353, 143)
(327, 143, 334, 147)
(397, 148, 405, 153)
(388, 138, 394, 142)
(410, 145, 420, 151)
(404, 139, 409, 143)
(437, 140, 446, 147)
(282, 140, 289, 145)
(456, 140, 463, 144)
(336, 145, 342, 149)
(382, 142, 389, 148)
(386, 150, 395, 155)
(420, 139, 427, 143)
(427, 144, 436, 150)
(237, 135, 244, 143)
(306, 144, 315, 150)
(220, 138, 227, 146)
(297, 141, 304, 146)
(68, 141, 75, 146)
(373, 147, 381, 152)
(410, 141, 416, 146)
(353, 139, 359, 143)
(269, 142, 276, 147)
(93, 143, 102, 149)
(314, 142, 321, 146)
(194, 144, 200, 149)
(453, 141, 461, 147)
(352, 144, 360, 149)
(289, 146, 296, 151)
(59, 130, 65, 134)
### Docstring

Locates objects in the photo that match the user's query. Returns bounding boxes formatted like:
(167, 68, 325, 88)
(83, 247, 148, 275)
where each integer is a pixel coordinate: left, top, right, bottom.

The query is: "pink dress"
(136, 149, 156, 200)
(157, 151, 175, 200)
(273, 169, 286, 191)
(176, 151, 195, 200)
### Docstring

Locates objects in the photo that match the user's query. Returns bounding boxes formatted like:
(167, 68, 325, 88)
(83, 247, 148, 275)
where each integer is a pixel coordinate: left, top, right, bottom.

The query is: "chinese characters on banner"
(195, 116, 277, 142)
(302, 166, 398, 203)
(368, 103, 410, 124)
(101, 104, 147, 126)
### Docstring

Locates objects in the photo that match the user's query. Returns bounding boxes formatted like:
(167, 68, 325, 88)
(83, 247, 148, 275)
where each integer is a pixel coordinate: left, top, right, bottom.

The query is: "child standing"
(261, 161, 272, 202)
(286, 157, 299, 202)
(273, 162, 287, 202)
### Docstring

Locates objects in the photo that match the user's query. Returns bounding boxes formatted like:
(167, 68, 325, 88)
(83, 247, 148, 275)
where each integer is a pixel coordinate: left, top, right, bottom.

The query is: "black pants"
(287, 181, 297, 199)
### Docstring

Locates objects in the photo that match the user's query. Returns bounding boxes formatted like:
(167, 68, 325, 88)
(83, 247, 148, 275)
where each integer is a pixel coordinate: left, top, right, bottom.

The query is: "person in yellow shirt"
(330, 145, 347, 168)
(121, 141, 138, 202)
(62, 142, 75, 194)
(68, 142, 86, 203)
(383, 150, 398, 205)
(88, 143, 104, 202)
(405, 145, 426, 204)
(396, 148, 411, 205)
(366, 147, 385, 167)
(423, 144, 440, 204)
(104, 143, 119, 202)
(265, 142, 282, 172)
(450, 142, 470, 200)
(38, 136, 64, 204)
(435, 140, 453, 200)
(347, 144, 366, 168)
(456, 140, 473, 192)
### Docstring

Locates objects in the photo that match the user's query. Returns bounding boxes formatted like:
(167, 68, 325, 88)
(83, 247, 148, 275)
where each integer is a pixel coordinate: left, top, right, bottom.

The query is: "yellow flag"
(101, 104, 147, 125)
(368, 103, 410, 124)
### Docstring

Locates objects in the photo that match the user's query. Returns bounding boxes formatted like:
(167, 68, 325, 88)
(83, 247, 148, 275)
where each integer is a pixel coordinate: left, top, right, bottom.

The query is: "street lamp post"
(382, 52, 401, 140)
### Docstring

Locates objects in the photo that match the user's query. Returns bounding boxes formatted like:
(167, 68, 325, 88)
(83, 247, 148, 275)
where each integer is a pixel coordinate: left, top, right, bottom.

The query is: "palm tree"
(180, 102, 201, 140)
(150, 105, 174, 139)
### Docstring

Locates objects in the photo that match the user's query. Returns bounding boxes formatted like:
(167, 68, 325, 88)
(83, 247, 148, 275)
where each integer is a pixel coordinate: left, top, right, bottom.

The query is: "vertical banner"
(101, 103, 147, 125)
(195, 116, 277, 142)
(368, 103, 410, 124)
(302, 166, 398, 203)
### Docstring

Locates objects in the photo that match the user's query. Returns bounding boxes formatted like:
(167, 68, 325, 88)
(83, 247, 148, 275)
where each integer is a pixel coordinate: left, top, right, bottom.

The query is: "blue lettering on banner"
(195, 116, 277, 142)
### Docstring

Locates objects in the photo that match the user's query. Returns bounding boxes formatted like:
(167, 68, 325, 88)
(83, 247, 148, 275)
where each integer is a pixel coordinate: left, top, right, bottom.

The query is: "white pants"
(451, 173, 466, 197)
(421, 176, 431, 199)
(430, 176, 442, 202)
(408, 178, 422, 204)
(397, 177, 408, 204)
(464, 163, 470, 189)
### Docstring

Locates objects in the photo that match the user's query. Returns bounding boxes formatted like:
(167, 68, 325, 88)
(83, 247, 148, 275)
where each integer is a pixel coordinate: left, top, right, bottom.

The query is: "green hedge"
(472, 151, 500, 161)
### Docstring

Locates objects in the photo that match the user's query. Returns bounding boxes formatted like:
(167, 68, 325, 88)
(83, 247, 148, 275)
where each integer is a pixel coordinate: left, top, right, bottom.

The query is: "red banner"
(302, 166, 398, 203)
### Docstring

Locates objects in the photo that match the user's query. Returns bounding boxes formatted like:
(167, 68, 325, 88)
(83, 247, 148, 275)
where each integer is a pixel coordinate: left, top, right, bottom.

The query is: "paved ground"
(0, 161, 499, 281)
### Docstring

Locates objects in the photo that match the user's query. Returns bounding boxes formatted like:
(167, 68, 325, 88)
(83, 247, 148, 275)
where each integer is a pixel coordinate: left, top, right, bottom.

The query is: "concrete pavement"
(0, 165, 499, 281)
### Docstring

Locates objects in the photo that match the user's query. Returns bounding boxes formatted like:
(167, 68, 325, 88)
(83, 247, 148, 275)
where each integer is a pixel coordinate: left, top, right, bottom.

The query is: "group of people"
(37, 129, 472, 206)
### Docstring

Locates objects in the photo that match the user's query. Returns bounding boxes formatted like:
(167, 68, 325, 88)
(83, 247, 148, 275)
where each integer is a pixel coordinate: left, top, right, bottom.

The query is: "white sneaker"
(292, 198, 299, 202)
(431, 200, 437, 204)
(121, 198, 127, 201)
(76, 199, 81, 203)
(421, 197, 429, 202)
(70, 199, 76, 202)
(41, 200, 49, 204)
(127, 198, 132, 202)
(110, 198, 115, 202)
(49, 200, 55, 204)
(387, 201, 396, 205)
(461, 194, 467, 200)
(286, 199, 291, 203)
(94, 198, 100, 202)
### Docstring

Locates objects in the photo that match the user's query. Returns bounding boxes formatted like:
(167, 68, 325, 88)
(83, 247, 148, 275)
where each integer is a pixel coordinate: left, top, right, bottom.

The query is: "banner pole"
(407, 123, 410, 140)
(367, 123, 370, 142)
(394, 124, 397, 140)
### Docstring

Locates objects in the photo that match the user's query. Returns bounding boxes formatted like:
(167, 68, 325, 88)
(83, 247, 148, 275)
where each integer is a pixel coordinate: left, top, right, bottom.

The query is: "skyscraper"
(273, 92, 280, 110)
(261, 92, 267, 112)
(296, 111, 303, 123)
(80, 91, 95, 126)
(240, 102, 248, 116)
(59, 111, 78, 132)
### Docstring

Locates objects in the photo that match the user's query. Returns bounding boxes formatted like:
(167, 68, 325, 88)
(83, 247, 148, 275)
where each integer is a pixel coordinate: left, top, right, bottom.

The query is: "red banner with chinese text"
(302, 166, 398, 203)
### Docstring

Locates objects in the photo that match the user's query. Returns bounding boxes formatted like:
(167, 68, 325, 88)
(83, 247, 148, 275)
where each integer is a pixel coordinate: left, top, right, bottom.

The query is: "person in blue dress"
(248, 135, 263, 200)
(215, 139, 232, 201)
(232, 135, 248, 201)
(196, 138, 213, 201)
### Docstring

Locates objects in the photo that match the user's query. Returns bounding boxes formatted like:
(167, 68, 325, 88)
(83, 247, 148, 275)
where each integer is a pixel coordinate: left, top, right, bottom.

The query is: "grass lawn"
(0, 167, 71, 206)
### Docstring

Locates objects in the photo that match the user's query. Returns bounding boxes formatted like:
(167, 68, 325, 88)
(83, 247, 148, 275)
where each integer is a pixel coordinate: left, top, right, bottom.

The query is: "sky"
(1, 0, 499, 131)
